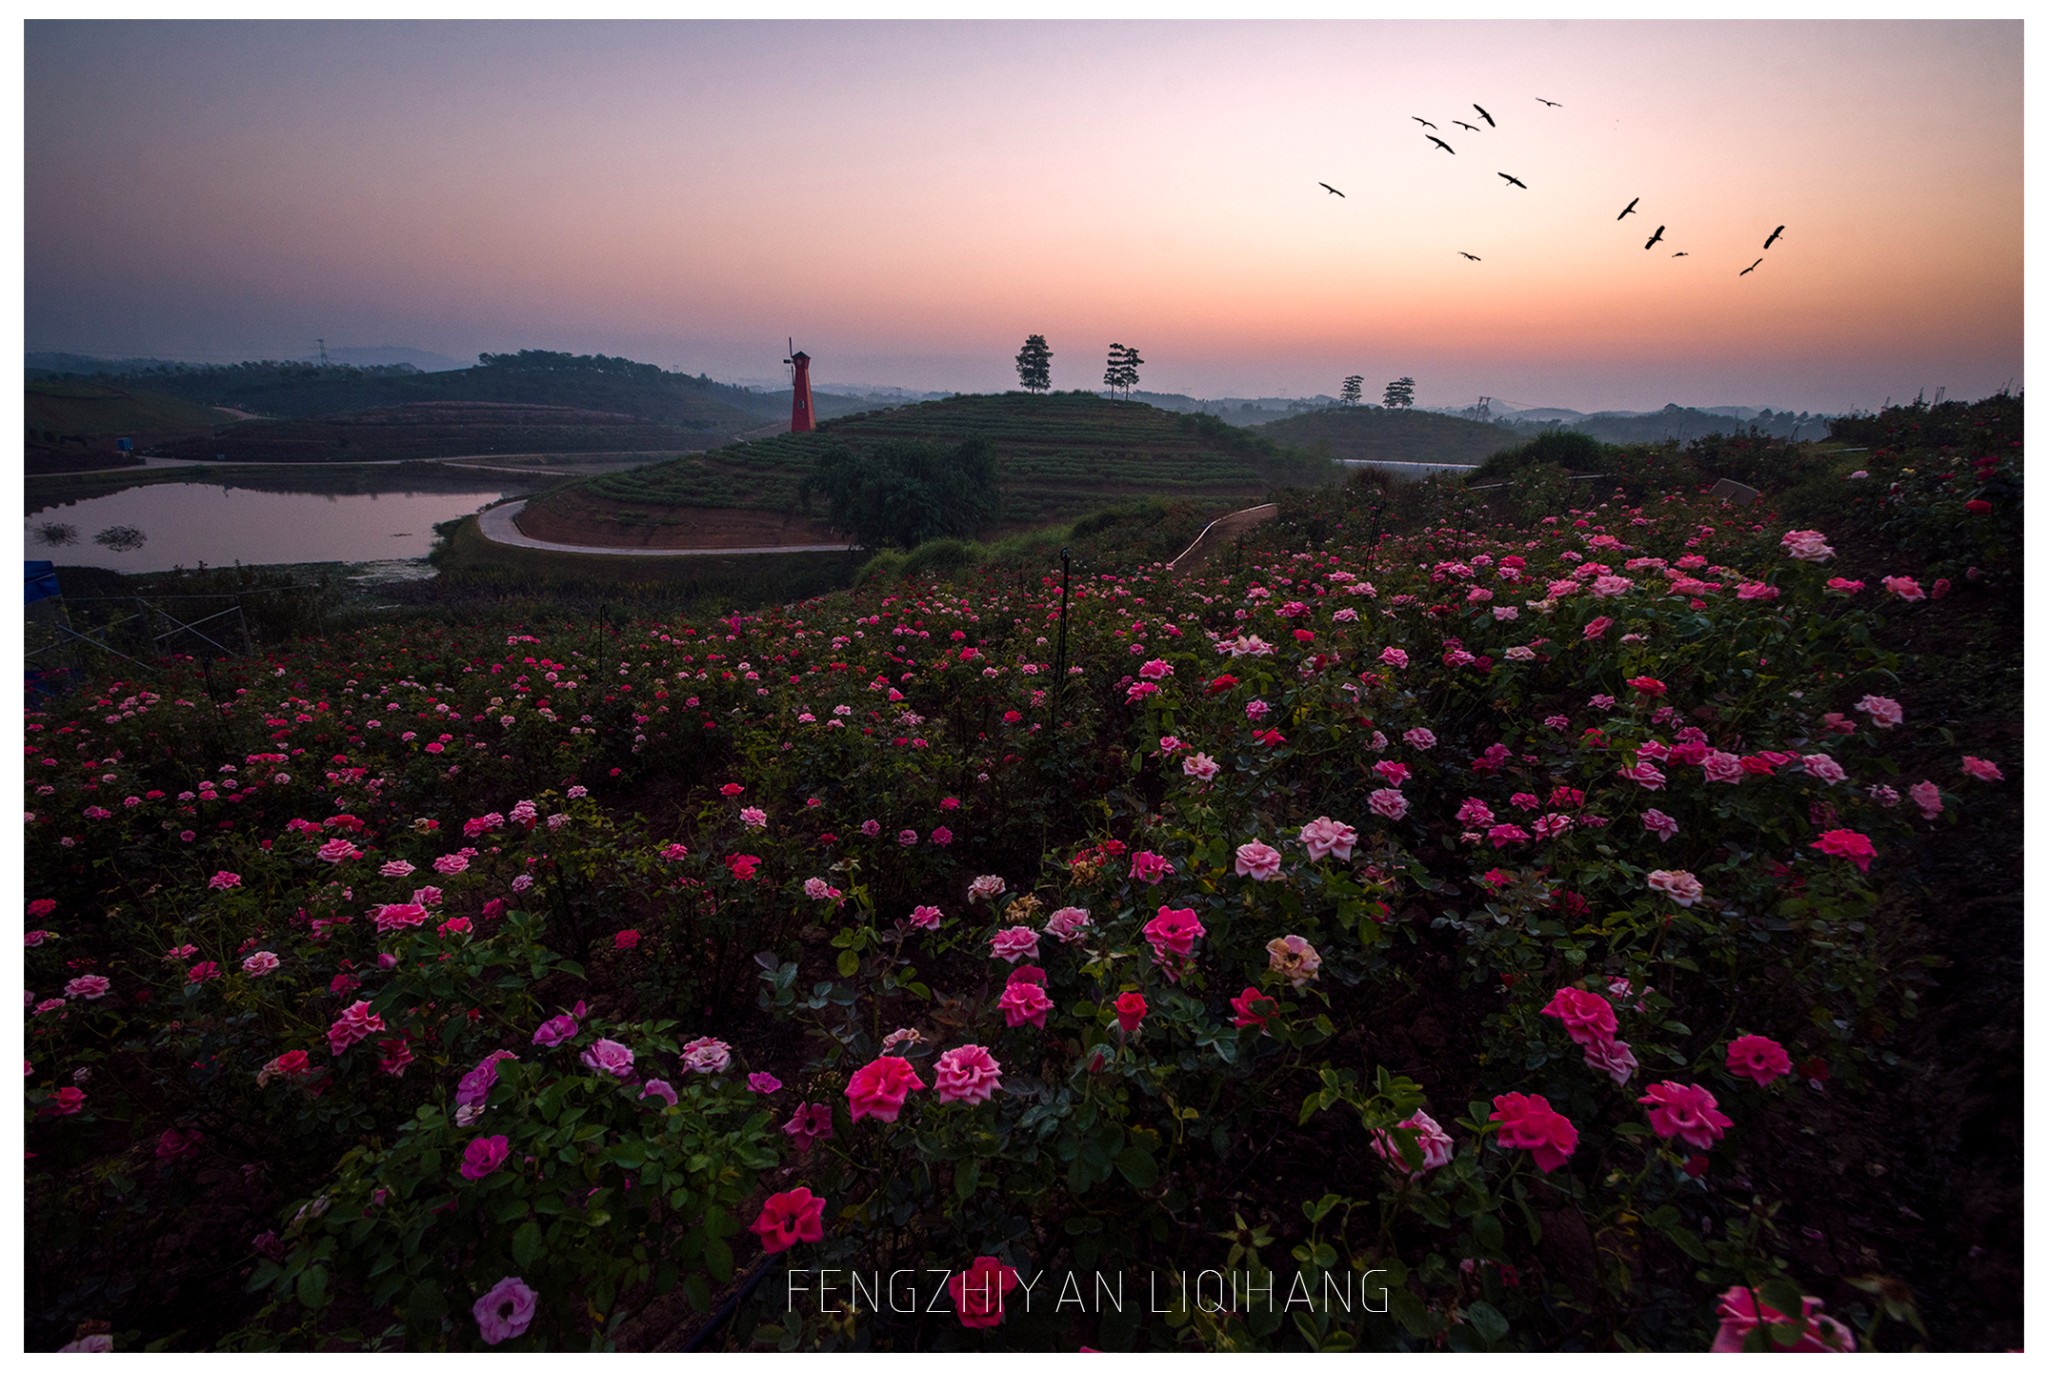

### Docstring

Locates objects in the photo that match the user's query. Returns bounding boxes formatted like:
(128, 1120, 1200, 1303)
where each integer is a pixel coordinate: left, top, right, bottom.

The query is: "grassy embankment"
(528, 391, 1341, 541)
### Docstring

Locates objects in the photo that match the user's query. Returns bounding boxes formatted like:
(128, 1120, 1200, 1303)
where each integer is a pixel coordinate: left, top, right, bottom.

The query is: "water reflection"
(24, 480, 526, 572)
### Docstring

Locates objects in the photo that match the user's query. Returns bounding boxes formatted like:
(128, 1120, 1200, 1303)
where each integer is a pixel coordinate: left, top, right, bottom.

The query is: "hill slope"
(1256, 406, 1519, 464)
(519, 391, 1339, 546)
(50, 350, 773, 432)
(26, 379, 232, 472)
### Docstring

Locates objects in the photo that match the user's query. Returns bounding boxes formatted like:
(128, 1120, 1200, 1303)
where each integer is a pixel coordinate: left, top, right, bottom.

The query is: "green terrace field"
(149, 402, 727, 464)
(563, 391, 1340, 533)
(1253, 405, 1522, 465)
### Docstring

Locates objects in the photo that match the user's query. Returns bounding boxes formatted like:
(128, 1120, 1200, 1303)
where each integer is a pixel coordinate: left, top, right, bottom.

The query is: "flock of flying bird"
(1316, 97, 1788, 278)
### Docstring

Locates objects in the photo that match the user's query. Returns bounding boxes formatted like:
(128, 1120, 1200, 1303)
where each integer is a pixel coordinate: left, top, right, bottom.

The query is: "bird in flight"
(1459, 252, 1482, 261)
(1412, 117, 1437, 129)
(1426, 135, 1455, 154)
(1473, 104, 1495, 127)
(1453, 120, 1480, 132)
(1536, 98, 1562, 107)
(1617, 197, 1639, 220)
(1740, 258, 1762, 276)
(1499, 173, 1528, 189)
(1644, 225, 1665, 250)
(1673, 251, 1689, 257)
(1764, 225, 1786, 249)
(1319, 182, 1345, 197)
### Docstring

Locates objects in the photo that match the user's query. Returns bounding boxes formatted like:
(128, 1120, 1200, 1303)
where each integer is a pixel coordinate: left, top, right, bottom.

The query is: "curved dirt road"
(474, 500, 852, 557)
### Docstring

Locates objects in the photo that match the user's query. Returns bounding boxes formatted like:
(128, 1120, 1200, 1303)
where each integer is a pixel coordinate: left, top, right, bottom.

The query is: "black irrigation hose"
(680, 1252, 785, 1352)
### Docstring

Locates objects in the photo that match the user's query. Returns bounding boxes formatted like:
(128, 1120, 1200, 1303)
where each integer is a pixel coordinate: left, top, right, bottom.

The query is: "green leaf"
(296, 1264, 329, 1310)
(1759, 1279, 1808, 1327)
(1667, 1226, 1709, 1261)
(836, 948, 861, 977)
(1115, 1144, 1158, 1189)
(1472, 1211, 1503, 1254)
(955, 1159, 981, 1200)
(1466, 1300, 1508, 1345)
(704, 1233, 735, 1284)
(513, 1219, 542, 1270)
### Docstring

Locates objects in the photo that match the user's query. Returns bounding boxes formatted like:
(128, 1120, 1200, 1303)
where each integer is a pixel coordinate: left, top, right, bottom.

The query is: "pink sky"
(23, 19, 2024, 412)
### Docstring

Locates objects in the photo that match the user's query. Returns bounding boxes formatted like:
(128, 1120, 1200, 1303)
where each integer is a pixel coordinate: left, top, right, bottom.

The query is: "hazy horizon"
(25, 20, 2023, 415)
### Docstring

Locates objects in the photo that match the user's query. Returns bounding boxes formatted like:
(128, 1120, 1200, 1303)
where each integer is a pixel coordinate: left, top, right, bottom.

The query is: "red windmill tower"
(784, 337, 815, 434)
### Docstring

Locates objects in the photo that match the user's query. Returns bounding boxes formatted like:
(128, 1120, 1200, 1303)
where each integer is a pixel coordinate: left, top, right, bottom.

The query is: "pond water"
(24, 481, 527, 573)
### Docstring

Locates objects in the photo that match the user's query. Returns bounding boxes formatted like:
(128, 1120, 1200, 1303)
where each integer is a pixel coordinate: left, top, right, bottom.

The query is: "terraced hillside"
(1255, 404, 1520, 464)
(537, 391, 1336, 544)
(150, 401, 724, 463)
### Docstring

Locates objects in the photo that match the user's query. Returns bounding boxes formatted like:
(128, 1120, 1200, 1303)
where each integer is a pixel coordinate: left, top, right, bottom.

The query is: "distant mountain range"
(28, 346, 471, 375)
(27, 349, 1835, 445)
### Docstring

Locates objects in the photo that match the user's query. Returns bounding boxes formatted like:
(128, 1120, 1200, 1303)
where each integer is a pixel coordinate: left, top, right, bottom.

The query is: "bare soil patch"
(513, 490, 845, 549)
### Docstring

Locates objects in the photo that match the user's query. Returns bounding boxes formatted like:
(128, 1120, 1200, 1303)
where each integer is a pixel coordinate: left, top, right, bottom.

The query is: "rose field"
(20, 395, 2022, 1351)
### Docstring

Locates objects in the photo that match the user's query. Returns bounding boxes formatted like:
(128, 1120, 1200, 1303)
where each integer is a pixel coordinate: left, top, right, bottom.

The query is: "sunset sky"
(22, 18, 2026, 413)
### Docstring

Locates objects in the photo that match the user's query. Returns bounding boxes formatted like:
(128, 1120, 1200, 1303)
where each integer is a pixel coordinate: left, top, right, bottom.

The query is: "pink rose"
(1639, 1080, 1734, 1150)
(783, 1101, 834, 1152)
(455, 1050, 517, 1109)
(747, 1071, 782, 1094)
(1646, 869, 1703, 906)
(1233, 840, 1284, 881)
(1181, 752, 1220, 782)
(1809, 828, 1876, 872)
(1583, 1035, 1639, 1085)
(1489, 1092, 1578, 1172)
(1541, 986, 1618, 1047)
(1045, 906, 1092, 942)
(845, 1055, 925, 1123)
(472, 1276, 539, 1346)
(998, 980, 1054, 1028)
(1961, 755, 2005, 782)
(750, 1187, 827, 1254)
(1298, 815, 1358, 862)
(949, 1257, 1022, 1329)
(460, 1134, 510, 1180)
(1881, 575, 1926, 602)
(989, 926, 1041, 963)
(1709, 1285, 1856, 1353)
(1780, 529, 1835, 562)
(532, 1013, 579, 1047)
(1142, 905, 1205, 961)
(933, 1044, 1003, 1105)
(1725, 1034, 1792, 1086)
(580, 1037, 636, 1079)
(1641, 809, 1679, 843)
(681, 1036, 732, 1074)
(1128, 850, 1175, 885)
(327, 1000, 385, 1056)
(1368, 788, 1409, 821)
(1370, 1109, 1454, 1175)
(1854, 694, 1904, 728)
(908, 905, 944, 930)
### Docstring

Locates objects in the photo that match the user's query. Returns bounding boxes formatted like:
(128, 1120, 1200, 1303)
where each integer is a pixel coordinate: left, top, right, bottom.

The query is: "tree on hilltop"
(1015, 335, 1053, 394)
(1341, 375, 1363, 406)
(1104, 343, 1144, 401)
(1383, 376, 1416, 408)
